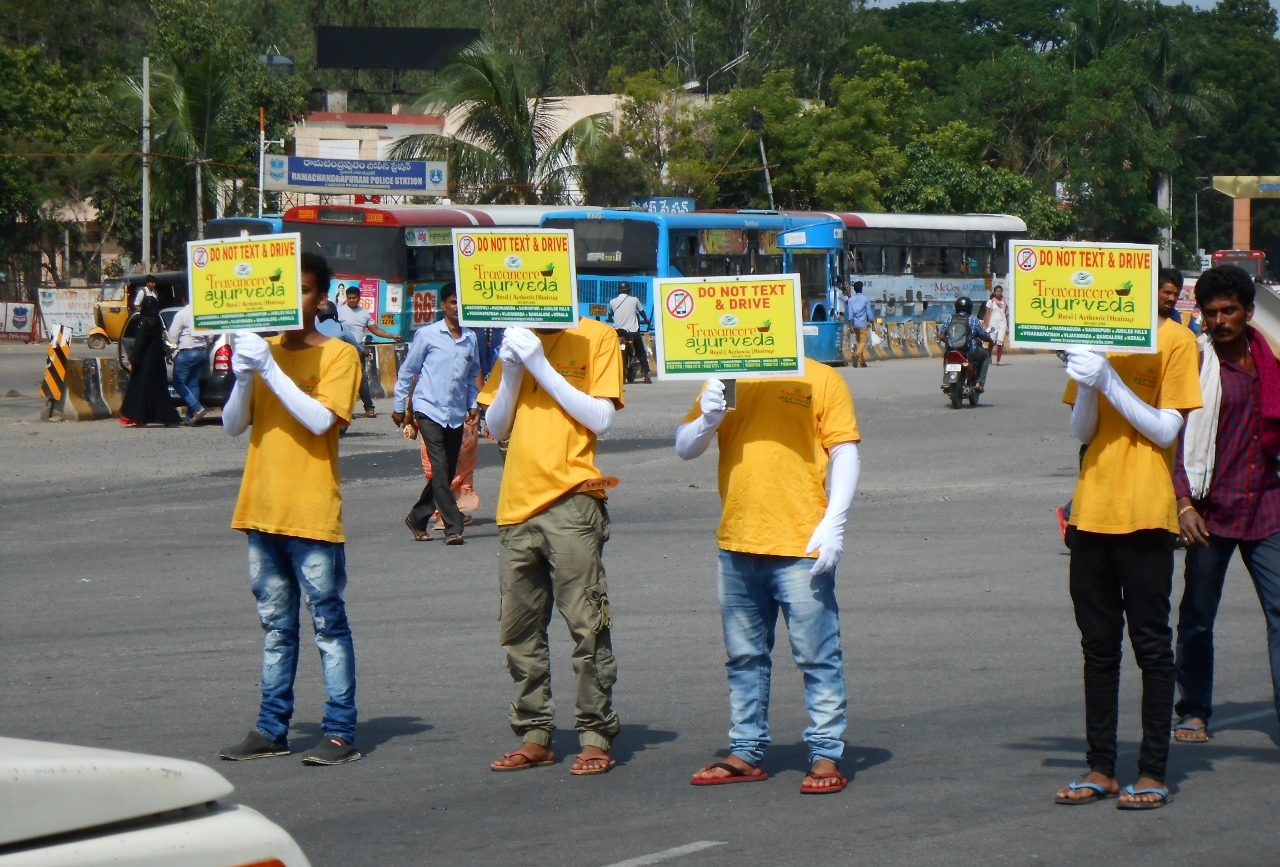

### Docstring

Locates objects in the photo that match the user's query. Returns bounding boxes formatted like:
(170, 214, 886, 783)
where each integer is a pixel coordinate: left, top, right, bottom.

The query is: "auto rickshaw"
(86, 271, 187, 350)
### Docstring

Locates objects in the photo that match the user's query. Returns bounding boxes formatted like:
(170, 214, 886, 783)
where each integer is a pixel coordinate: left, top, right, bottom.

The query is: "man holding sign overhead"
(675, 364, 861, 794)
(477, 318, 625, 776)
(1053, 266, 1200, 809)
(216, 251, 365, 767)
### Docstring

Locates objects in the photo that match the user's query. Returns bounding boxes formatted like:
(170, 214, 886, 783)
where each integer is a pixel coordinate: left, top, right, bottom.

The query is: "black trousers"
(622, 330, 650, 376)
(1069, 529, 1175, 781)
(408, 415, 465, 535)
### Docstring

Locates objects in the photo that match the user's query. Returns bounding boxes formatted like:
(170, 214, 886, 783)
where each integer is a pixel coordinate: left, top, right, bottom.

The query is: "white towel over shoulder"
(1181, 332, 1220, 499)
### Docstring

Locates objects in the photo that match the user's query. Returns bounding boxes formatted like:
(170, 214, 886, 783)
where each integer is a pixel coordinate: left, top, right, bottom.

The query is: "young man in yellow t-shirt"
(675, 363, 861, 794)
(477, 319, 624, 776)
(1054, 316, 1200, 809)
(217, 252, 364, 767)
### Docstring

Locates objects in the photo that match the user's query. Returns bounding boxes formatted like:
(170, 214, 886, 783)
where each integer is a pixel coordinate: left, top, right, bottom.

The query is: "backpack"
(945, 316, 971, 351)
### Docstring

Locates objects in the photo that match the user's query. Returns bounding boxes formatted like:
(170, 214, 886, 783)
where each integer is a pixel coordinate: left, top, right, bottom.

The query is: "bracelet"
(1177, 504, 1196, 518)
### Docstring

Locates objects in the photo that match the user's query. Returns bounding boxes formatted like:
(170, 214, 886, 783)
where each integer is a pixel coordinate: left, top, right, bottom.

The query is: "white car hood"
(0, 738, 234, 846)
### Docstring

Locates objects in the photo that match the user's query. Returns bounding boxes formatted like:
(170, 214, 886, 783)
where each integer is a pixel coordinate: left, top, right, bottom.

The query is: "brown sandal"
(404, 515, 432, 542)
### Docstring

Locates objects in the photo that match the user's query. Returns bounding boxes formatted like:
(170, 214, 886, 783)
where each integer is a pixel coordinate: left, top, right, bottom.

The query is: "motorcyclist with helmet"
(937, 296, 995, 392)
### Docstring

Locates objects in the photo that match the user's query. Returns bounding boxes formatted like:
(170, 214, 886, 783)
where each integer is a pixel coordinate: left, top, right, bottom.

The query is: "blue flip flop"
(1173, 720, 1210, 743)
(1054, 781, 1116, 805)
(1116, 784, 1171, 810)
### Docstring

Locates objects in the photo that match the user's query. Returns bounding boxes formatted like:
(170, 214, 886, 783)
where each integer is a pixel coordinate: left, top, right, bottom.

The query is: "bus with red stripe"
(283, 204, 578, 341)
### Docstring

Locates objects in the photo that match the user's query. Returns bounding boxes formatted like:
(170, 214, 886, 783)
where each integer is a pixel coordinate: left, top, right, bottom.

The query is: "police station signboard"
(264, 156, 447, 196)
(653, 273, 804, 380)
(1008, 240, 1159, 354)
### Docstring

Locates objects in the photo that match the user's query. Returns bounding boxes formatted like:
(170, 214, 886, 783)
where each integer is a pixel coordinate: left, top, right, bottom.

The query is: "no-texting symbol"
(458, 235, 476, 257)
(667, 288, 693, 319)
(1016, 247, 1037, 271)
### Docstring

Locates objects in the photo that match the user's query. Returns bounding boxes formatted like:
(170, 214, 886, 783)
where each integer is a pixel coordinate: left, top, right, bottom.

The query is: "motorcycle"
(616, 327, 645, 384)
(939, 318, 985, 409)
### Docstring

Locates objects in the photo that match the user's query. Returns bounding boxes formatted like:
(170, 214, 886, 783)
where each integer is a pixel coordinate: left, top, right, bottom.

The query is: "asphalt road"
(3, 343, 1278, 866)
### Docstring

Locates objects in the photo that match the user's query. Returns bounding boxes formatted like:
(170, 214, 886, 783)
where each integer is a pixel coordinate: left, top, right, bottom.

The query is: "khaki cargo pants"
(498, 493, 620, 750)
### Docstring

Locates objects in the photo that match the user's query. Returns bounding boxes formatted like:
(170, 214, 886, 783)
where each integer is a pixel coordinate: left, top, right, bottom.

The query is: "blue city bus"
(540, 209, 847, 361)
(540, 210, 845, 321)
(204, 215, 285, 239)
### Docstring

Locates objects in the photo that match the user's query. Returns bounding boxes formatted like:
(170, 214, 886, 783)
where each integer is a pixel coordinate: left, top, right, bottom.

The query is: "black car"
(118, 309, 236, 409)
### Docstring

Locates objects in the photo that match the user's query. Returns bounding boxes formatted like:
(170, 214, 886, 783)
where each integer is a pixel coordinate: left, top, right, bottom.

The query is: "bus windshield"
(543, 218, 660, 275)
(291, 222, 405, 280)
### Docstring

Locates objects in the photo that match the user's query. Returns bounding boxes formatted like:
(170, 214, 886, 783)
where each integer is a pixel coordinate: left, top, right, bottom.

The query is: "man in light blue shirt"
(844, 281, 873, 368)
(392, 285, 482, 545)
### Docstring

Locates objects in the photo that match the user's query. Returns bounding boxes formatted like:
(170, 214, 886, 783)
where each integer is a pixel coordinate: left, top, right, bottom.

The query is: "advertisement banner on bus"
(452, 229, 578, 328)
(653, 273, 804, 380)
(186, 233, 302, 333)
(1008, 240, 1157, 354)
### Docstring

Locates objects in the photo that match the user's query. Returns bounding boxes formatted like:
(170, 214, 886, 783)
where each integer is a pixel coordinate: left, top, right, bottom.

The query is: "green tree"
(389, 42, 609, 203)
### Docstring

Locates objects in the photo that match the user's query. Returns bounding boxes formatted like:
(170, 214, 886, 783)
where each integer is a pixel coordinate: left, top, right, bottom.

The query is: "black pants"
(622, 330, 650, 376)
(1069, 529, 1175, 781)
(408, 416, 465, 535)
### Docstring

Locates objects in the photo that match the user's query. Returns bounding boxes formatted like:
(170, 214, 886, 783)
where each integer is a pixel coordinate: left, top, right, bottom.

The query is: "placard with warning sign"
(1008, 240, 1158, 354)
(652, 274, 804, 380)
(453, 229, 578, 329)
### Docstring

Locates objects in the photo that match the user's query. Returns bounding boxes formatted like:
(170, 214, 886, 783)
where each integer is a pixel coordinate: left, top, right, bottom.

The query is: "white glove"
(700, 379, 727, 421)
(1065, 350, 1112, 390)
(502, 327, 545, 366)
(804, 442, 860, 575)
(805, 516, 844, 576)
(232, 332, 272, 375)
(674, 379, 728, 460)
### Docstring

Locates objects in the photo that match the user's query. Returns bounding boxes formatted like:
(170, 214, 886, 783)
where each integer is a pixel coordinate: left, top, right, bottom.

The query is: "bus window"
(849, 246, 880, 274)
(300, 223, 403, 280)
(543, 217, 660, 275)
(912, 245, 942, 276)
(967, 248, 992, 275)
(943, 247, 966, 275)
(883, 246, 908, 274)
(407, 245, 455, 282)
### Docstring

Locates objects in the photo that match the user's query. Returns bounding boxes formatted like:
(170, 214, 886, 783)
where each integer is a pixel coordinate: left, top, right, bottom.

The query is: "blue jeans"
(1176, 533, 1280, 724)
(717, 550, 847, 766)
(172, 348, 205, 414)
(246, 531, 357, 743)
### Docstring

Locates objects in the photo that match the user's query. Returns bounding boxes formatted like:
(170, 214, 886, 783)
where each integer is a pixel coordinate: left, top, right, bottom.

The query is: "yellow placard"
(187, 233, 303, 333)
(653, 274, 804, 379)
(1008, 241, 1158, 353)
(453, 229, 578, 328)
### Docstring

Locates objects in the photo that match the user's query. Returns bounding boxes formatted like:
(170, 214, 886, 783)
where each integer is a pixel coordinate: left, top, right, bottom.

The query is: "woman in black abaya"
(119, 296, 181, 427)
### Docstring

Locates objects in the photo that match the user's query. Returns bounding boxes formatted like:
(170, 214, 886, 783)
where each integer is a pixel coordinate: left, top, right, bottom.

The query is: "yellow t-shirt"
(681, 361, 860, 557)
(1063, 317, 1201, 534)
(477, 318, 624, 525)
(231, 336, 361, 543)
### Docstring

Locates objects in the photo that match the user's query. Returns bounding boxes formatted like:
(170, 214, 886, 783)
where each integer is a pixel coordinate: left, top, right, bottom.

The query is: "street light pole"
(1193, 176, 1212, 264)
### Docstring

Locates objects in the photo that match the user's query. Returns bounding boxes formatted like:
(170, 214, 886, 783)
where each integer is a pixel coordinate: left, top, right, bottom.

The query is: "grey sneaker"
(300, 736, 362, 766)
(219, 730, 289, 761)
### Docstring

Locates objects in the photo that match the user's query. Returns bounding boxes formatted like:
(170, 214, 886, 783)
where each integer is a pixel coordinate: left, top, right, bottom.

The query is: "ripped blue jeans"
(246, 531, 356, 743)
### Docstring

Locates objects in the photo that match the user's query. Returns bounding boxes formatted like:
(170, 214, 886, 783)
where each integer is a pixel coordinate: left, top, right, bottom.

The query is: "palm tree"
(388, 42, 608, 204)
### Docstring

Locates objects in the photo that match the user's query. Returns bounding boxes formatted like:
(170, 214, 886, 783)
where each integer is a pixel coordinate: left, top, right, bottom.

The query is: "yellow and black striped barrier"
(40, 325, 71, 419)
